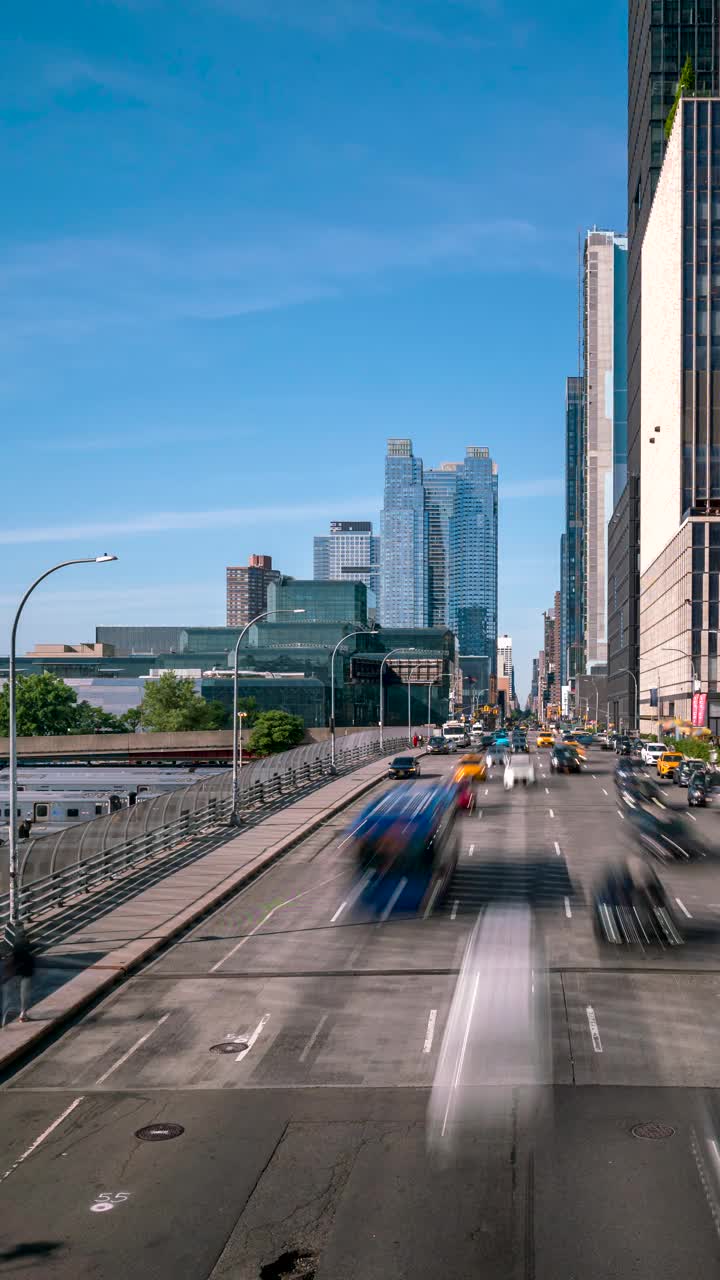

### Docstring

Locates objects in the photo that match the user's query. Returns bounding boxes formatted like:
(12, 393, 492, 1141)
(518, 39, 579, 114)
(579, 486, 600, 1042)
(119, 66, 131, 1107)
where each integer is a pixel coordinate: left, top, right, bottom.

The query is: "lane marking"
(380, 877, 408, 921)
(95, 1013, 170, 1085)
(553, 841, 561, 857)
(545, 787, 550, 795)
(549, 808, 555, 818)
(564, 896, 572, 918)
(451, 900, 459, 920)
(592, 774, 597, 780)
(688, 813, 698, 822)
(585, 1005, 603, 1053)
(1, 1097, 84, 1184)
(675, 897, 692, 919)
(331, 900, 348, 924)
(210, 867, 348, 971)
(236, 1013, 271, 1062)
(468, 844, 475, 857)
(484, 788, 489, 796)
(477, 810, 483, 820)
(617, 809, 625, 820)
(423, 878, 444, 919)
(299, 1012, 329, 1062)
(602, 788, 609, 796)
(423, 1008, 438, 1054)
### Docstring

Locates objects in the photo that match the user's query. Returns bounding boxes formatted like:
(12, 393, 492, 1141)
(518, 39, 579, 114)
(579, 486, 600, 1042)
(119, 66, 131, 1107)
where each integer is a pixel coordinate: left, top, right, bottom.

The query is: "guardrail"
(0, 730, 410, 931)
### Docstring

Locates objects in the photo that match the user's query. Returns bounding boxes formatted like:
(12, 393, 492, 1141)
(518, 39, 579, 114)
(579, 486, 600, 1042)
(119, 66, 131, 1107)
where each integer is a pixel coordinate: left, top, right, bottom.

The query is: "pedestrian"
(1, 925, 35, 1026)
(18, 820, 29, 840)
(413, 733, 419, 749)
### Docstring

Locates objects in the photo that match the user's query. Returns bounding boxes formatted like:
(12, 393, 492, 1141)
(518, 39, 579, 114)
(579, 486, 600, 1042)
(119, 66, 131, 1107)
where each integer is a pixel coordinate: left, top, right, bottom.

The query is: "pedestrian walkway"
(0, 751, 404, 1071)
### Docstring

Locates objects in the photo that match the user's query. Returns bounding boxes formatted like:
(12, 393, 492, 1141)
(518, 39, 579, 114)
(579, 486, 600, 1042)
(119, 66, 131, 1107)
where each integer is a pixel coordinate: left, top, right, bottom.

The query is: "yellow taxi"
(453, 753, 487, 785)
(657, 751, 684, 779)
(563, 738, 587, 760)
(536, 732, 554, 748)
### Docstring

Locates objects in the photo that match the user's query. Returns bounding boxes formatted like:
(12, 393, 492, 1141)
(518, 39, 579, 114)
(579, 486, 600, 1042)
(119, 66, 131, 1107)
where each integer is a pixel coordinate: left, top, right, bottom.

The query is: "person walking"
(1, 925, 35, 1026)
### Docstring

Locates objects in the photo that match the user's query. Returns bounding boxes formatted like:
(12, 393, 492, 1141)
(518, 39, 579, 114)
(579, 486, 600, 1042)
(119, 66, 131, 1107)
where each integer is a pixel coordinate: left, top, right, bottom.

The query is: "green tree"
(665, 55, 695, 140)
(236, 696, 260, 728)
(72, 700, 128, 734)
(0, 671, 80, 737)
(135, 670, 226, 732)
(121, 706, 143, 732)
(246, 710, 305, 755)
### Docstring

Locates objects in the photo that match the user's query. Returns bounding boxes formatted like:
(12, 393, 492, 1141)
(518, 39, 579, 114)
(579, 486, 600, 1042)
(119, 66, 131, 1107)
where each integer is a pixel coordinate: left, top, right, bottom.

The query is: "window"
(67, 807, 79, 818)
(35, 804, 48, 819)
(95, 805, 103, 816)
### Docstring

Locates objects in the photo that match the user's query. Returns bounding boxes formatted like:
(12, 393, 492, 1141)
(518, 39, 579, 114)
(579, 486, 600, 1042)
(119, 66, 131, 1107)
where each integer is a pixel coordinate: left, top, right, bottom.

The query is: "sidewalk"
(0, 751, 404, 1072)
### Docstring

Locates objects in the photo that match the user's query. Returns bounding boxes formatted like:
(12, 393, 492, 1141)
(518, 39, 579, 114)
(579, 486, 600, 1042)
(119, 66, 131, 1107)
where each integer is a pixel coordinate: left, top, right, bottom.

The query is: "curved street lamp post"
(330, 629, 375, 772)
(379, 648, 417, 752)
(7, 555, 118, 925)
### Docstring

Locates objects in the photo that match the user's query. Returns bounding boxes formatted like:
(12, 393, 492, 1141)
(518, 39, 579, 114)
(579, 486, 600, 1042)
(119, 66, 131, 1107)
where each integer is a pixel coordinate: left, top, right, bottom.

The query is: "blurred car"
(486, 745, 509, 768)
(504, 753, 536, 789)
(688, 771, 720, 807)
(388, 755, 421, 779)
(596, 733, 610, 749)
(622, 785, 707, 862)
(563, 738, 587, 760)
(550, 744, 581, 774)
(615, 735, 632, 755)
(656, 751, 684, 780)
(536, 732, 554, 749)
(674, 757, 705, 786)
(641, 742, 665, 766)
(349, 782, 459, 916)
(593, 855, 683, 946)
(575, 732, 594, 746)
(453, 754, 487, 785)
(427, 736, 450, 755)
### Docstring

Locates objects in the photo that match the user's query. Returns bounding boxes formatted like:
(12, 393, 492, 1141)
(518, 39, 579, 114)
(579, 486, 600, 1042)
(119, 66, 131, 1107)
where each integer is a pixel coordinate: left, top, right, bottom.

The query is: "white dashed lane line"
(0, 1097, 85, 1184)
(564, 896, 572, 918)
(423, 1009, 438, 1054)
(553, 841, 562, 856)
(602, 788, 609, 796)
(675, 897, 692, 918)
(586, 1005, 603, 1053)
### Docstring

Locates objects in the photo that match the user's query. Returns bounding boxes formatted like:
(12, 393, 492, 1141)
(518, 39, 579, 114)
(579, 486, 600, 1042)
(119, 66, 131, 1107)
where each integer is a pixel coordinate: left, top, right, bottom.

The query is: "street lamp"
(613, 667, 639, 734)
(7, 554, 118, 925)
(231, 607, 305, 824)
(379, 648, 417, 751)
(427, 676, 442, 739)
(329, 628, 375, 771)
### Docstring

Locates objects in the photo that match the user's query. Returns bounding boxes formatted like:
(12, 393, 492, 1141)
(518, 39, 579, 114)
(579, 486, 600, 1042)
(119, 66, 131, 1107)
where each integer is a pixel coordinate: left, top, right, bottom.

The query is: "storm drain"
(210, 1042, 248, 1054)
(135, 1123, 185, 1142)
(631, 1122, 676, 1140)
(260, 1249, 316, 1279)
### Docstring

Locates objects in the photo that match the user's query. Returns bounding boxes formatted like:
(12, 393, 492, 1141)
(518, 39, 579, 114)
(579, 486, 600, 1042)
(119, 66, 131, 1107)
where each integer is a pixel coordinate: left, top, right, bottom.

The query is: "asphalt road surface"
(3, 740, 720, 1278)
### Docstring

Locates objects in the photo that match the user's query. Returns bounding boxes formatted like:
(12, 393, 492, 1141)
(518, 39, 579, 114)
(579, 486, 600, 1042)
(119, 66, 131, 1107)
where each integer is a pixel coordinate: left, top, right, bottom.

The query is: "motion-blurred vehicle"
(388, 755, 421, 779)
(688, 771, 720, 807)
(622, 784, 707, 862)
(453, 754, 487, 786)
(656, 751, 684, 780)
(641, 742, 665, 766)
(674, 757, 705, 786)
(504, 753, 535, 789)
(615, 755, 644, 789)
(574, 732, 594, 746)
(486, 744, 509, 769)
(536, 732, 554, 749)
(593, 855, 683, 946)
(550, 744, 581, 774)
(615, 735, 632, 755)
(349, 783, 460, 916)
(442, 720, 468, 751)
(563, 738, 587, 760)
(426, 735, 450, 755)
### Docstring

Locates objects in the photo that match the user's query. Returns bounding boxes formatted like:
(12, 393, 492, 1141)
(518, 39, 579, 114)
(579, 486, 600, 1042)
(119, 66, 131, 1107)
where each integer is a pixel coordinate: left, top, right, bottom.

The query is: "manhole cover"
(631, 1122, 676, 1140)
(135, 1123, 184, 1142)
(210, 1042, 248, 1054)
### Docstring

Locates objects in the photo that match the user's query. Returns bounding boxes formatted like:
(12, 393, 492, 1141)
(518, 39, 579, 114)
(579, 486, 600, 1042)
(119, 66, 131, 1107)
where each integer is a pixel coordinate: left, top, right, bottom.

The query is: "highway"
(3, 740, 720, 1277)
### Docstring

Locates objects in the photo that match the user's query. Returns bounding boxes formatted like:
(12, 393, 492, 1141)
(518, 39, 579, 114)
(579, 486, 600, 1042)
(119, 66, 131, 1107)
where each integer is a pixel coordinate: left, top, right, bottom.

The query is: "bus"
(442, 720, 468, 749)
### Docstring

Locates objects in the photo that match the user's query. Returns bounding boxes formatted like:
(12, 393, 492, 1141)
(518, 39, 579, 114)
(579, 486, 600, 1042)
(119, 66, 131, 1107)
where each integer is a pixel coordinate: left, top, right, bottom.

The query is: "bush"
(662, 735, 712, 762)
(246, 710, 305, 755)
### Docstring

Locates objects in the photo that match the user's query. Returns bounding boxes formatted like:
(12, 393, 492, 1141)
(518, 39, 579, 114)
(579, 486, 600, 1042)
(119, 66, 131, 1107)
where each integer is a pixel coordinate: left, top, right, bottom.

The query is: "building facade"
(583, 230, 628, 673)
(497, 634, 513, 681)
(424, 464, 461, 628)
(226, 554, 281, 627)
(639, 97, 720, 734)
(563, 375, 585, 681)
(449, 447, 499, 661)
(379, 439, 428, 628)
(267, 578, 368, 625)
(313, 521, 381, 606)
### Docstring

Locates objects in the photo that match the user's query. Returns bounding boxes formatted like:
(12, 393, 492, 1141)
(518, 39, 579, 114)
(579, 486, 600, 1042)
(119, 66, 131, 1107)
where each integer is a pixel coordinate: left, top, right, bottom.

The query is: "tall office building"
(449, 448, 499, 660)
(424, 464, 461, 627)
(497, 634, 513, 681)
(226, 554, 281, 627)
(563, 376, 585, 680)
(313, 521, 380, 606)
(583, 230, 628, 672)
(638, 96, 720, 736)
(379, 439, 428, 628)
(609, 1, 720, 725)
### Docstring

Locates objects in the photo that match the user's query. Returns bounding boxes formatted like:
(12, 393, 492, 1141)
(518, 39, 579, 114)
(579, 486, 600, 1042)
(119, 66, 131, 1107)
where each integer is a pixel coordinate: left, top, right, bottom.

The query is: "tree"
(246, 710, 305, 755)
(134, 670, 227, 732)
(72, 700, 128, 734)
(236, 696, 260, 728)
(0, 671, 80, 737)
(665, 55, 695, 140)
(121, 706, 143, 732)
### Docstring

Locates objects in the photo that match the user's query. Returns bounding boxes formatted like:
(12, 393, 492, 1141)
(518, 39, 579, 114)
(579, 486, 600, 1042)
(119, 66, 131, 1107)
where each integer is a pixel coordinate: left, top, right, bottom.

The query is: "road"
(2, 741, 720, 1277)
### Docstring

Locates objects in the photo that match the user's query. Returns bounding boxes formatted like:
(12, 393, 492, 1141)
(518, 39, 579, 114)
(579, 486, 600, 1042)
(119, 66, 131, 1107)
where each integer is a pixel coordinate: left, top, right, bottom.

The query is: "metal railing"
(0, 730, 409, 930)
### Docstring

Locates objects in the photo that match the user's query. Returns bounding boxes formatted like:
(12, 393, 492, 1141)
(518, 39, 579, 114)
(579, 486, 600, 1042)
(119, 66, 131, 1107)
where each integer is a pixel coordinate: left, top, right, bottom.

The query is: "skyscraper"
(583, 229, 628, 672)
(424, 463, 461, 627)
(226, 554, 281, 627)
(563, 375, 585, 681)
(609, 2, 720, 726)
(313, 521, 381, 606)
(449, 447, 498, 660)
(497, 634, 513, 681)
(379, 439, 427, 627)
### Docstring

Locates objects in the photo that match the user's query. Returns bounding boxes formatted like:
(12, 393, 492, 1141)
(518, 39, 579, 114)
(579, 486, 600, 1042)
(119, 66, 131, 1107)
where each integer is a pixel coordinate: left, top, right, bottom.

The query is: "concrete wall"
(640, 105, 683, 575)
(0, 726, 375, 759)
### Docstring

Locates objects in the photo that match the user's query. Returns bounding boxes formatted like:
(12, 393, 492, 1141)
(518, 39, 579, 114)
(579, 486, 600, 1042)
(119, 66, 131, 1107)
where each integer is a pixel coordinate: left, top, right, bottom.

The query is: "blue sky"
(1, 0, 627, 698)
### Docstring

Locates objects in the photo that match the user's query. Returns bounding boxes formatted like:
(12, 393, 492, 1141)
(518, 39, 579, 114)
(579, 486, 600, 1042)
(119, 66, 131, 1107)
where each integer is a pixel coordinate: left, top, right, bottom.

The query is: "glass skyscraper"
(313, 521, 381, 607)
(563, 376, 585, 681)
(379, 439, 428, 627)
(424, 463, 461, 627)
(448, 447, 498, 660)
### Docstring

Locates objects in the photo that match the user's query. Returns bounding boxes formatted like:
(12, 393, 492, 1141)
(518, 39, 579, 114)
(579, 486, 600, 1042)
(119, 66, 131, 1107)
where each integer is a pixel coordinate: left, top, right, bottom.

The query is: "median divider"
(0, 750, 416, 1074)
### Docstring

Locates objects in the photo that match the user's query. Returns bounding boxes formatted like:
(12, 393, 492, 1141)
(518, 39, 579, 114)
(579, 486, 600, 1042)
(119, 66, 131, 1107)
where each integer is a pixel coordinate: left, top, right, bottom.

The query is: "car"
(656, 751, 684, 780)
(426, 736, 450, 755)
(486, 745, 509, 768)
(593, 856, 684, 947)
(453, 754, 487, 785)
(595, 733, 610, 749)
(689, 771, 720, 807)
(674, 757, 705, 786)
(504, 753, 536, 789)
(388, 755, 421, 779)
(575, 733, 594, 747)
(537, 732, 554, 748)
(641, 742, 665, 766)
(563, 738, 587, 760)
(550, 745, 581, 774)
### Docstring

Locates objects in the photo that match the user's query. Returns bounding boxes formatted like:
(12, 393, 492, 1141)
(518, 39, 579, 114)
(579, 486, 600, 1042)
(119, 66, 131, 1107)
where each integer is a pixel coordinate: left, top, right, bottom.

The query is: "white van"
(642, 742, 665, 766)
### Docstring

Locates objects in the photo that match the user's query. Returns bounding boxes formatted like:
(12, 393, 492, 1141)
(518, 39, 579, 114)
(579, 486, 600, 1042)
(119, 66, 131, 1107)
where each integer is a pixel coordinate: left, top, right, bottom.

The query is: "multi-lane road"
(3, 741, 720, 1277)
